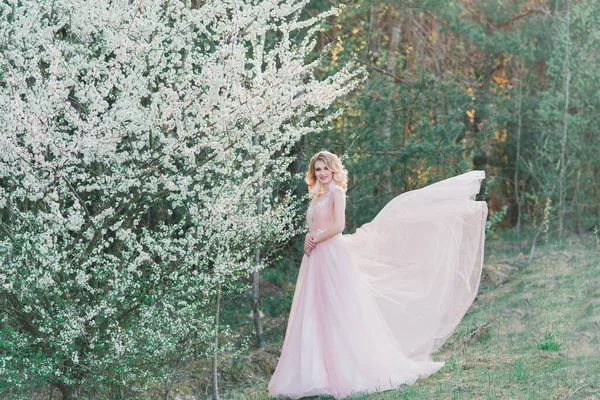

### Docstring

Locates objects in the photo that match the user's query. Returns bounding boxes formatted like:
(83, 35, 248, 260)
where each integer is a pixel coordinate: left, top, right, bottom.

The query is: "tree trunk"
(212, 281, 221, 400)
(249, 27, 267, 347)
(2, 251, 10, 356)
(382, 5, 401, 193)
(252, 199, 265, 348)
(252, 267, 264, 348)
(558, 0, 571, 238)
(514, 78, 523, 234)
(596, 165, 600, 218)
(364, 4, 374, 62)
(251, 134, 265, 349)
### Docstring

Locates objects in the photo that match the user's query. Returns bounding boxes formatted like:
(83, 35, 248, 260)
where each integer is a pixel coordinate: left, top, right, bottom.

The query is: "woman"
(268, 150, 488, 399)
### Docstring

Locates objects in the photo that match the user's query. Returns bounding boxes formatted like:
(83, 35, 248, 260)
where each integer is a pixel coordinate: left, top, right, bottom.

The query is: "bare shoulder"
(330, 185, 347, 201)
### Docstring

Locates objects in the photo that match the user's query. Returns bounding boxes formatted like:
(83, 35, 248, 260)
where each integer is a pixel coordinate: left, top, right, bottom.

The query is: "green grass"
(218, 232, 600, 399)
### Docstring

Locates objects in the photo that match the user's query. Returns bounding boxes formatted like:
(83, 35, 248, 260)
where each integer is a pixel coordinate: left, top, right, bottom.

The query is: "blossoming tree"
(0, 0, 361, 397)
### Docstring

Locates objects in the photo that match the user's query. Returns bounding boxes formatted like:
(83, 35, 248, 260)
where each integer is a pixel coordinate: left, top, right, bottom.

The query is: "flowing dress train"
(268, 170, 488, 399)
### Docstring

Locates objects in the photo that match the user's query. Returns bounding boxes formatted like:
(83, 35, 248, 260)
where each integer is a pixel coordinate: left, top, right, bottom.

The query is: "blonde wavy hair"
(305, 150, 348, 199)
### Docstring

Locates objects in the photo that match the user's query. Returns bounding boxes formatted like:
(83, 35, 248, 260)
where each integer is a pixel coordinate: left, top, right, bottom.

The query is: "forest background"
(249, 0, 599, 398)
(208, 0, 600, 397)
(1, 0, 599, 398)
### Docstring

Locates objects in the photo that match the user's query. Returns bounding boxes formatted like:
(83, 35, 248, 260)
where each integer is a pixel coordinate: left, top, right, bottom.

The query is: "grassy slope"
(224, 231, 600, 399)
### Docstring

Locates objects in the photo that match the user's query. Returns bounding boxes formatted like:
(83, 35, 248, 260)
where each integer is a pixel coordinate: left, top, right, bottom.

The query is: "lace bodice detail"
(308, 195, 330, 211)
(307, 184, 344, 239)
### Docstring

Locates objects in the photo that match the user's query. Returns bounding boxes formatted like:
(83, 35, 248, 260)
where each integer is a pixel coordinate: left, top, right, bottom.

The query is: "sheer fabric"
(268, 171, 488, 399)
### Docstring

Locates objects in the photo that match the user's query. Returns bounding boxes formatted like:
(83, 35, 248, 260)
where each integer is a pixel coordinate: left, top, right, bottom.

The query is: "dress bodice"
(307, 184, 344, 239)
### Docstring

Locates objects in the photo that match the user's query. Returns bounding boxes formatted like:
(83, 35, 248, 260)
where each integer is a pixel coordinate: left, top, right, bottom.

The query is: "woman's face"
(314, 160, 333, 185)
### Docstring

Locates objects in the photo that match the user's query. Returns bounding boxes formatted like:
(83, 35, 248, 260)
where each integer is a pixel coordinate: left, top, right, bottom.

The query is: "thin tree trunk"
(2, 251, 9, 353)
(528, 220, 544, 265)
(164, 359, 182, 400)
(596, 165, 600, 218)
(252, 133, 265, 348)
(212, 281, 221, 400)
(252, 259, 264, 348)
(364, 4, 374, 62)
(514, 79, 523, 234)
(250, 32, 265, 349)
(570, 169, 581, 234)
(382, 6, 401, 193)
(559, 0, 571, 238)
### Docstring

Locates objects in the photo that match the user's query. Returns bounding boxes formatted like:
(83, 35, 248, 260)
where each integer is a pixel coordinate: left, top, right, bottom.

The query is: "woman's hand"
(305, 233, 316, 250)
(304, 233, 316, 256)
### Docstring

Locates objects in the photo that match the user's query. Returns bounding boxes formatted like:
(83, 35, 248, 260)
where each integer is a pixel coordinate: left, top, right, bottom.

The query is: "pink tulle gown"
(268, 171, 488, 399)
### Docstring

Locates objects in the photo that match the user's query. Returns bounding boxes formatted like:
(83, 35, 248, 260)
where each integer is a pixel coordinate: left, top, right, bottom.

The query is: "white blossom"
(0, 0, 364, 395)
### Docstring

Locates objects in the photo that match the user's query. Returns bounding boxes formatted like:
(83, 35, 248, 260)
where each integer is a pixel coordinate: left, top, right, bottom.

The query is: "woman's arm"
(314, 190, 346, 244)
